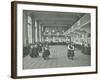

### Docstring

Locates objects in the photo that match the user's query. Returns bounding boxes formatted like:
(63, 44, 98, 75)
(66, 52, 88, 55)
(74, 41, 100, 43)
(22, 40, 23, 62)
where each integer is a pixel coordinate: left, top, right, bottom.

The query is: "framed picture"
(11, 1, 98, 78)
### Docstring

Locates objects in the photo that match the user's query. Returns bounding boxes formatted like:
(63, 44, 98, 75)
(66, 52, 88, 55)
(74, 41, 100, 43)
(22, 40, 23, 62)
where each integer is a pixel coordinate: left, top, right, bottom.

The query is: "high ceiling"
(25, 10, 85, 31)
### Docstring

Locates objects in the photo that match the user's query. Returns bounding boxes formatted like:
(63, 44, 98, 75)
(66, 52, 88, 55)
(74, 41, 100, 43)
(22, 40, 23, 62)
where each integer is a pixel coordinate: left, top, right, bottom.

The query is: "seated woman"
(42, 44, 50, 60)
(67, 42, 75, 60)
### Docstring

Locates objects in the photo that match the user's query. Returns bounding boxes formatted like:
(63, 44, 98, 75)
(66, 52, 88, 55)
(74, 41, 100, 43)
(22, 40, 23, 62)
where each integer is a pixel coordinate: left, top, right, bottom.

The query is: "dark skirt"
(30, 48, 39, 57)
(38, 46, 42, 52)
(67, 50, 74, 58)
(42, 50, 50, 59)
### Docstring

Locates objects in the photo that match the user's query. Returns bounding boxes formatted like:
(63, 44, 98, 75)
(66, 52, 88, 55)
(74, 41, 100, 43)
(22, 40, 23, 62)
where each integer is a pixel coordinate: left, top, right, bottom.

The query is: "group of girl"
(29, 42, 50, 60)
(29, 42, 75, 60)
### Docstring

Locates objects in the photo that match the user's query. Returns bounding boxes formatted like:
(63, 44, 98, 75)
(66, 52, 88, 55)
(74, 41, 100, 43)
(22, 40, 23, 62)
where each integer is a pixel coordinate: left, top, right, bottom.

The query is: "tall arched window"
(27, 15, 32, 44)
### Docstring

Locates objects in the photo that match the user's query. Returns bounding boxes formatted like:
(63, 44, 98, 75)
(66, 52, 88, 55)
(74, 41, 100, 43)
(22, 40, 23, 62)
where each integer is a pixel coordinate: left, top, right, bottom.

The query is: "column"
(23, 11, 28, 47)
(35, 20, 41, 43)
(27, 15, 32, 44)
(39, 24, 42, 42)
(32, 15, 35, 44)
(41, 24, 43, 42)
(41, 24, 44, 42)
(37, 20, 39, 42)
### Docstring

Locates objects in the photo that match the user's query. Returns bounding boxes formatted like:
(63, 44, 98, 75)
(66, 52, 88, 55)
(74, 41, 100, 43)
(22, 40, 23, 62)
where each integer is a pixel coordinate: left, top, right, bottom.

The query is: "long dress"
(38, 43, 42, 52)
(42, 47, 50, 60)
(30, 47, 39, 57)
(67, 45, 74, 59)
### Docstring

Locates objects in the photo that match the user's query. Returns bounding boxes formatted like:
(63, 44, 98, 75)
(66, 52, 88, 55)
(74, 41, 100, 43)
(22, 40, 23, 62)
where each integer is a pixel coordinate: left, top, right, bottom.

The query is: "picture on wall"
(11, 1, 98, 78)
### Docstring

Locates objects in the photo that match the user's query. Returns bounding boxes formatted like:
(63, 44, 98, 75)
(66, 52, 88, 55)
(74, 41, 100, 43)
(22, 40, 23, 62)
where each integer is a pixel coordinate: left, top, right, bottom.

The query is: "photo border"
(11, 1, 98, 79)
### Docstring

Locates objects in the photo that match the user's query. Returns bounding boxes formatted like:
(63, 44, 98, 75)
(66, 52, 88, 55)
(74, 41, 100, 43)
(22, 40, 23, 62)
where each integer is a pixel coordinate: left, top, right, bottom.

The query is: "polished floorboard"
(23, 45, 91, 69)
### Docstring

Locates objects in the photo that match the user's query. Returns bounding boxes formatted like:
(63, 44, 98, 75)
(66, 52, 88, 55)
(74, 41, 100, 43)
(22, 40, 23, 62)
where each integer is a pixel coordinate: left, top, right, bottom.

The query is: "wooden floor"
(23, 45, 91, 69)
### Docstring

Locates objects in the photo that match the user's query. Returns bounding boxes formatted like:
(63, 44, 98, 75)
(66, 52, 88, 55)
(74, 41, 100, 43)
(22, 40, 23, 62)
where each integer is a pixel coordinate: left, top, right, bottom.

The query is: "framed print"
(11, 1, 98, 78)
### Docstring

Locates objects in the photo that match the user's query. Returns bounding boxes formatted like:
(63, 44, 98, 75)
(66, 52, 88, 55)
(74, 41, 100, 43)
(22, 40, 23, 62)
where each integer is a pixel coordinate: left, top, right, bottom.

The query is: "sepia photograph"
(11, 1, 97, 78)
